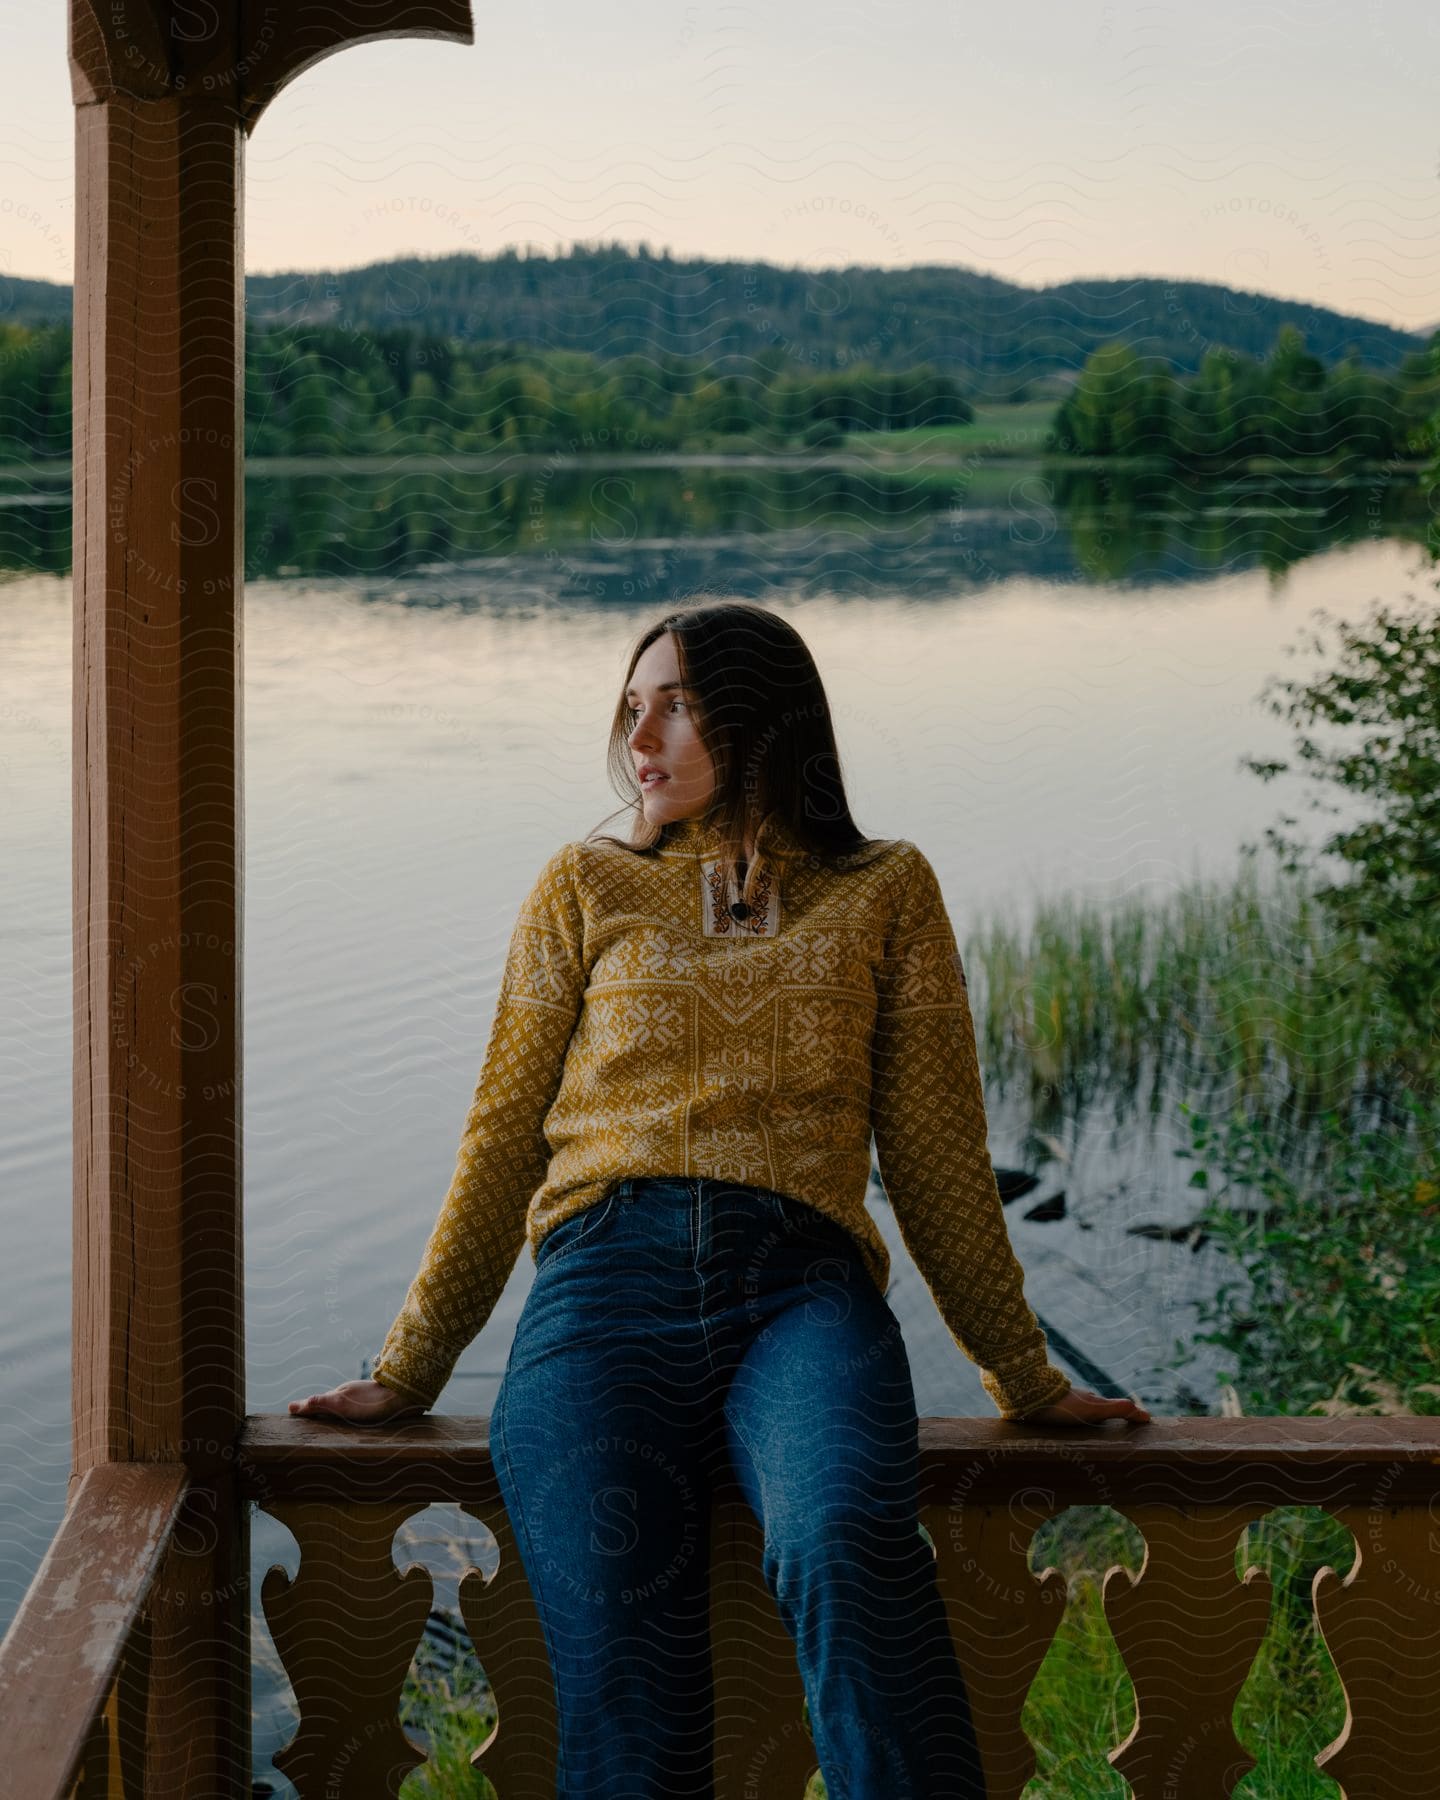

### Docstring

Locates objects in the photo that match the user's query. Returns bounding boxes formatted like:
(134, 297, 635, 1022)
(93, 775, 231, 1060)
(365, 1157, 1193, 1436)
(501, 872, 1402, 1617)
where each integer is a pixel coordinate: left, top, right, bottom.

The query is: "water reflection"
(0, 459, 1430, 589)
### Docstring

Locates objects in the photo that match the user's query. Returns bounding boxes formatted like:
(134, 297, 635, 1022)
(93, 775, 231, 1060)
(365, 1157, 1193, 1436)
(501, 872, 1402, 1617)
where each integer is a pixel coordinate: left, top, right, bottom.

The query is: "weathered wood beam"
(66, 6, 472, 1792)
(0, 1464, 188, 1800)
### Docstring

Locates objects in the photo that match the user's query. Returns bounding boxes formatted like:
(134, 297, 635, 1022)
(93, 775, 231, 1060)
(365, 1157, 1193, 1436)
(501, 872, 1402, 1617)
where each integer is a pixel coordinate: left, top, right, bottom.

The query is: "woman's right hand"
(288, 1378, 428, 1426)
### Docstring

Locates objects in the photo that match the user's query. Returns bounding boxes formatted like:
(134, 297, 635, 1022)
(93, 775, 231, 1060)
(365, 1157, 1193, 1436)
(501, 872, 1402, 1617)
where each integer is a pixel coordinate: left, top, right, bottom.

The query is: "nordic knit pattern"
(372, 813, 1073, 1420)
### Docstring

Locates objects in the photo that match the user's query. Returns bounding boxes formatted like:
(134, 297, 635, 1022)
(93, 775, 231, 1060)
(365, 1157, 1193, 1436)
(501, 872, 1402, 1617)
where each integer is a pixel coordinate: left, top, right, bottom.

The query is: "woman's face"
(625, 633, 717, 827)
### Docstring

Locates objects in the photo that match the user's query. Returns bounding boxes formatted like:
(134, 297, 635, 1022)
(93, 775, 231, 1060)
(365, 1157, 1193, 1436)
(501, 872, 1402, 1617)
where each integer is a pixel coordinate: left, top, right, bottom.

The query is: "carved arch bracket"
(69, 0, 475, 133)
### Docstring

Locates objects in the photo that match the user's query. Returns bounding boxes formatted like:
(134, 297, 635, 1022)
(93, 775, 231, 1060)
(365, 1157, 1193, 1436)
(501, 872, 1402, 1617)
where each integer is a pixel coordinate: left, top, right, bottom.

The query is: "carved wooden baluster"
(456, 1499, 558, 1799)
(709, 1494, 820, 1800)
(929, 1498, 1069, 1799)
(1105, 1502, 1273, 1799)
(1313, 1502, 1440, 1797)
(259, 1501, 435, 1799)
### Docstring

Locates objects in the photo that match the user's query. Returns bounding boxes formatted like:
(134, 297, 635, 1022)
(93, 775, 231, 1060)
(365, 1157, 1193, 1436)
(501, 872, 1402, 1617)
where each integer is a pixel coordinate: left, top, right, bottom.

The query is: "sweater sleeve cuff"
(981, 1360, 1073, 1421)
(371, 1326, 460, 1412)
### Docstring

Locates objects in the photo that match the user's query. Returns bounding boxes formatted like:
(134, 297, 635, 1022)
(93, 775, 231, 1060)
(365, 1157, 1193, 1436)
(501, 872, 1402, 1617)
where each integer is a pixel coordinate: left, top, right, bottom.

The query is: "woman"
(292, 600, 1150, 1798)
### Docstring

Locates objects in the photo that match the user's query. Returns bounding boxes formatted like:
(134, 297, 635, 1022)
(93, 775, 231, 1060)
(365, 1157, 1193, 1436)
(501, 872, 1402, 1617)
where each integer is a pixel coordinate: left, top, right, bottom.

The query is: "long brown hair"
(585, 600, 891, 898)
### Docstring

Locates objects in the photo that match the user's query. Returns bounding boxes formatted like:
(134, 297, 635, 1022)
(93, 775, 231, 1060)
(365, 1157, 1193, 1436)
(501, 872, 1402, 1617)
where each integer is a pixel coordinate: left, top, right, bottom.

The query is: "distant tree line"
(1050, 325, 1440, 468)
(3, 313, 1438, 469)
(0, 320, 971, 461)
(239, 245, 1430, 392)
(3, 242, 1430, 401)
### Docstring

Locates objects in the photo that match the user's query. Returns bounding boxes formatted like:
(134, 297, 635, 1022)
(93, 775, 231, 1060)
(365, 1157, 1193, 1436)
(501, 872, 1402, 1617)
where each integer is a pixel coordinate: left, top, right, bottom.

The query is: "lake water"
(1, 460, 1434, 1781)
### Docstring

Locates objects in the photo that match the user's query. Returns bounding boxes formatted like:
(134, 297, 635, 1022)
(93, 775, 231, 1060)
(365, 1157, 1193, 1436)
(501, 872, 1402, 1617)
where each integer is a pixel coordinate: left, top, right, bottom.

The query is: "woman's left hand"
(1021, 1385, 1152, 1426)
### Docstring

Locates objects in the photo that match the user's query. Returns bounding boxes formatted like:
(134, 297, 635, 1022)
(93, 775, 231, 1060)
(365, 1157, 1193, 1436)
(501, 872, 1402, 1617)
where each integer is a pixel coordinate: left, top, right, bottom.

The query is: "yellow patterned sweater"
(372, 811, 1073, 1421)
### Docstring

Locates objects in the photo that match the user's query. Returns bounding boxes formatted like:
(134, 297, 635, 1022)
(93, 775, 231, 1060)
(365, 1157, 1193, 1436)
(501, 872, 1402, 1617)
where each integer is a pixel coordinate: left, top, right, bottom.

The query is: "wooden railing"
(5, 1416, 1440, 1798)
(0, 1464, 189, 1797)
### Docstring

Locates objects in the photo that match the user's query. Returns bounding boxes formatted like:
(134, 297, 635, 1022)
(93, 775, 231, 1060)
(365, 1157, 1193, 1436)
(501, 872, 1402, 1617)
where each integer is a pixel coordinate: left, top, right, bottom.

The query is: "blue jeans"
(490, 1175, 987, 1799)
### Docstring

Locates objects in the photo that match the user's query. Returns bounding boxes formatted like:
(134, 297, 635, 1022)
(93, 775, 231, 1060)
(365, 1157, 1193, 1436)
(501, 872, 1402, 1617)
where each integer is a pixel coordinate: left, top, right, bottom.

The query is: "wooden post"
(67, 4, 473, 1791)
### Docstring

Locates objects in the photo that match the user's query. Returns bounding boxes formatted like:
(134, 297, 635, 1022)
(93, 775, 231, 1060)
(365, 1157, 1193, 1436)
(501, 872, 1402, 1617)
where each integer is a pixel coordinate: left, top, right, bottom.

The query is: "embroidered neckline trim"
(699, 856, 781, 936)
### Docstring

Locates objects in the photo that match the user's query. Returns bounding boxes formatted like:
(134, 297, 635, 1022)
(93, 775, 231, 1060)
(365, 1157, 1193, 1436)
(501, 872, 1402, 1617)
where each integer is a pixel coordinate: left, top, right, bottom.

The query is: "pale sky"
(3, 2, 1437, 333)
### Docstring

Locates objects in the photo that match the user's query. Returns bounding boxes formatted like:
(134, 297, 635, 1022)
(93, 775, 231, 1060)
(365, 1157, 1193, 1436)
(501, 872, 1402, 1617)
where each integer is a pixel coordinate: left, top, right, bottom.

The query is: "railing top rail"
(237, 1414, 1440, 1507)
(0, 1462, 188, 1800)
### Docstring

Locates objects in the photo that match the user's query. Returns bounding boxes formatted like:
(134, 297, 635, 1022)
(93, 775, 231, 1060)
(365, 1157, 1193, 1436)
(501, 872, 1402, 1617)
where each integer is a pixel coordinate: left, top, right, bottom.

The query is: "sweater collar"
(660, 811, 802, 860)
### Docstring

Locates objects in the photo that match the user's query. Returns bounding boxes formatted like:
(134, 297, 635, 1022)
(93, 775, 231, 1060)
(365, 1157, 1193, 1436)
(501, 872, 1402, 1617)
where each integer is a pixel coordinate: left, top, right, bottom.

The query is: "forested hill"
(1, 245, 1430, 397)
